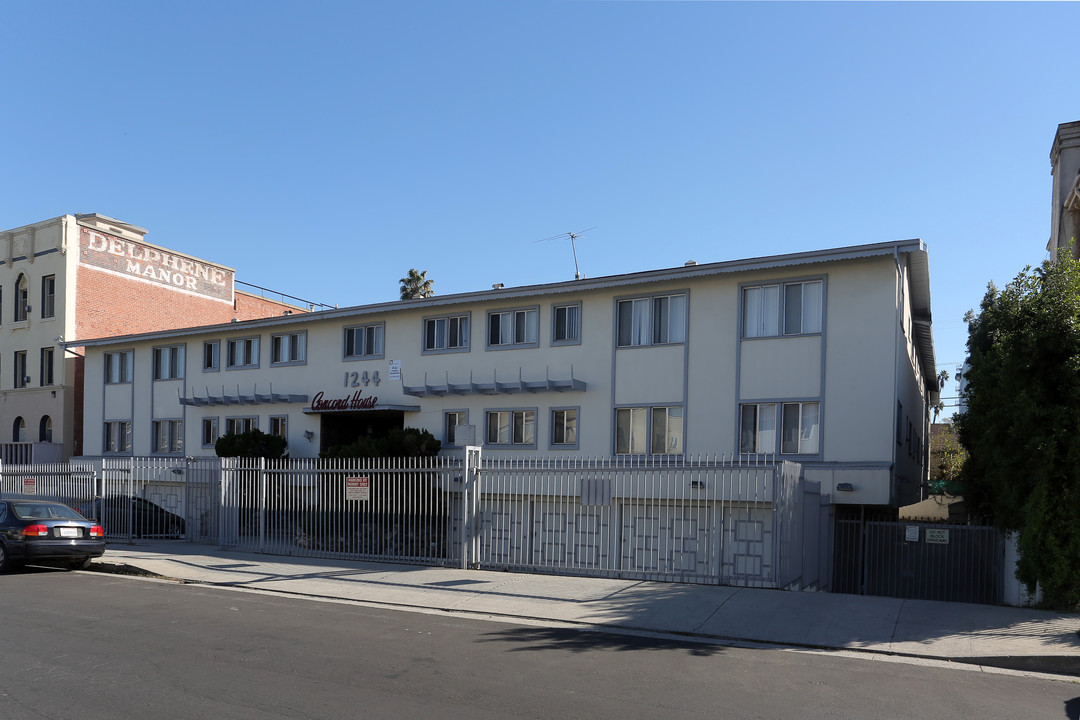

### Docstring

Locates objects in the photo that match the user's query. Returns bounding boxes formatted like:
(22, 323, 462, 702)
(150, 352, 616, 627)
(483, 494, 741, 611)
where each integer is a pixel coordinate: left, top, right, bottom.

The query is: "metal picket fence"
(0, 452, 817, 589)
(0, 462, 97, 510)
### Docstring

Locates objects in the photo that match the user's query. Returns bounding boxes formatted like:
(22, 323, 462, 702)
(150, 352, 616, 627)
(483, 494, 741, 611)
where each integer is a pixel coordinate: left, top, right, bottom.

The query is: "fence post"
(462, 446, 481, 570)
(259, 457, 267, 554)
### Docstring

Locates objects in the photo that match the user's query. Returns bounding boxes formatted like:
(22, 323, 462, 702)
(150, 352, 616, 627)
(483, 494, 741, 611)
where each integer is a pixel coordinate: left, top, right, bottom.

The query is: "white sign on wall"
(388, 360, 401, 381)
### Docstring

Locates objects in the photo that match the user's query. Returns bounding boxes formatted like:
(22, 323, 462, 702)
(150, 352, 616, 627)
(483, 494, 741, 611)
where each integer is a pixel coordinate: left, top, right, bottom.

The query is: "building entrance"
(319, 410, 405, 454)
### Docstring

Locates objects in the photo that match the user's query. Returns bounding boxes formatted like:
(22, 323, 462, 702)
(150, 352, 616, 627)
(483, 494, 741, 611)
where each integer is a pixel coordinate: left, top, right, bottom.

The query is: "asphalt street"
(2, 568, 1077, 720)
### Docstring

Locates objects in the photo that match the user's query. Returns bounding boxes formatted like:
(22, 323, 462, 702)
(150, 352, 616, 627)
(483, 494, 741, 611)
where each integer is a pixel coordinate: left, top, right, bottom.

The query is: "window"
(423, 314, 469, 353)
(616, 293, 686, 347)
(13, 350, 27, 388)
(743, 280, 823, 338)
(201, 418, 219, 447)
(153, 345, 185, 380)
(487, 308, 538, 348)
(225, 417, 258, 435)
(105, 351, 133, 384)
(344, 323, 384, 359)
(445, 411, 467, 447)
(226, 337, 260, 369)
(104, 421, 132, 453)
(14, 274, 27, 322)
(552, 303, 581, 344)
(271, 331, 306, 365)
(39, 347, 54, 386)
(12, 416, 25, 442)
(485, 409, 535, 446)
(616, 406, 684, 455)
(650, 407, 683, 454)
(783, 281, 823, 335)
(270, 416, 288, 441)
(551, 408, 578, 448)
(615, 407, 647, 454)
(152, 420, 183, 454)
(739, 403, 777, 454)
(39, 416, 52, 443)
(781, 402, 820, 455)
(203, 341, 220, 372)
(40, 275, 56, 319)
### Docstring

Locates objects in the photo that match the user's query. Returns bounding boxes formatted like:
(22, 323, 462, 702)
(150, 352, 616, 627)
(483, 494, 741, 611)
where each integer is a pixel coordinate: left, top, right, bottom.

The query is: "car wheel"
(0, 542, 12, 573)
(70, 557, 93, 571)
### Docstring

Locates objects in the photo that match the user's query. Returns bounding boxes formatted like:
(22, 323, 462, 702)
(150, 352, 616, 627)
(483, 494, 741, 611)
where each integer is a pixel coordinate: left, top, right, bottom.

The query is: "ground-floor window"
(445, 411, 467, 447)
(152, 419, 183, 454)
(486, 409, 535, 447)
(781, 402, 819, 455)
(551, 408, 578, 448)
(270, 416, 288, 441)
(226, 416, 258, 435)
(615, 406, 683, 455)
(202, 418, 219, 448)
(739, 401, 820, 455)
(104, 421, 131, 453)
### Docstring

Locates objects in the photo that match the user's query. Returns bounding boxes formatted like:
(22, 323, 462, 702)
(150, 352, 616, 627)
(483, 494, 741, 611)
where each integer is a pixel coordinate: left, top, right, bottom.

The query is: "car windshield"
(12, 503, 86, 521)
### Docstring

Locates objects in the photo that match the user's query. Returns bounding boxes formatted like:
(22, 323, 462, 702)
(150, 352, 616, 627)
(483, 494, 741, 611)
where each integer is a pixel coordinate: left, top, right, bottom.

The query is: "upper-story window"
(203, 341, 220, 372)
(742, 280, 823, 338)
(41, 275, 56, 319)
(552, 303, 581, 345)
(13, 351, 27, 388)
(40, 347, 54, 386)
(616, 293, 687, 347)
(105, 351, 133, 384)
(271, 331, 306, 366)
(423, 314, 469, 353)
(14, 274, 27, 322)
(344, 323, 384, 359)
(487, 308, 538, 349)
(227, 337, 260, 369)
(153, 345, 185, 380)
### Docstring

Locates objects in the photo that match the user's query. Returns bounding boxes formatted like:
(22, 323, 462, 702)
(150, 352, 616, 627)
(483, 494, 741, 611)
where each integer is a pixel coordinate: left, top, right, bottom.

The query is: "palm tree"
(399, 269, 434, 300)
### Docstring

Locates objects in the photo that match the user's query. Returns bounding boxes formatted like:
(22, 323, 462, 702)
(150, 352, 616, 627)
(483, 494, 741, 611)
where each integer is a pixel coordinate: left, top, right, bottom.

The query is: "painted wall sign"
(346, 477, 371, 502)
(925, 528, 949, 545)
(22, 477, 37, 495)
(311, 390, 379, 412)
(79, 227, 233, 301)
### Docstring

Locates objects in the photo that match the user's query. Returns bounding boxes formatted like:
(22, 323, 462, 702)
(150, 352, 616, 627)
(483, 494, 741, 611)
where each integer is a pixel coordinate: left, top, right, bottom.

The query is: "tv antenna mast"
(534, 227, 596, 279)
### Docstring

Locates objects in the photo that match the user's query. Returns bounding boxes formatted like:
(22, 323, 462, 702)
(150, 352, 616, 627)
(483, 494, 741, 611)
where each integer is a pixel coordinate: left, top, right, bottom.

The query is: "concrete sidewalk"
(97, 541, 1080, 676)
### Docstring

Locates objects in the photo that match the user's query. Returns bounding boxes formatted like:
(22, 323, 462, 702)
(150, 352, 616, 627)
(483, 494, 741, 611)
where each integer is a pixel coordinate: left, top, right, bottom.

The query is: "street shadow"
(477, 625, 724, 657)
(1065, 697, 1080, 720)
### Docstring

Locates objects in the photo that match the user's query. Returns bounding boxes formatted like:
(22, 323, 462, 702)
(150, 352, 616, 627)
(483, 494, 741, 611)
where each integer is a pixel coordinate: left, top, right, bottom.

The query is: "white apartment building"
(76, 239, 936, 508)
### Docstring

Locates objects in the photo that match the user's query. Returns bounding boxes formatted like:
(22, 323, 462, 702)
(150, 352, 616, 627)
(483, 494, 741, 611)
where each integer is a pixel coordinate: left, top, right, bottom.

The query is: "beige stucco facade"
(77, 240, 937, 508)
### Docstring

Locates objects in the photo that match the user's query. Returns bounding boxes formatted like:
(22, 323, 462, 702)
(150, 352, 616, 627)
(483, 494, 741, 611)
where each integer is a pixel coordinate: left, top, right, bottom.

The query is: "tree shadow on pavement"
(477, 625, 725, 657)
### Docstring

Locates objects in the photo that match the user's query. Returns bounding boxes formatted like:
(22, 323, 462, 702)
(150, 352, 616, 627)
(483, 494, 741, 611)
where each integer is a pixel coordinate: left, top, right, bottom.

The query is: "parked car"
(78, 496, 186, 538)
(0, 500, 105, 572)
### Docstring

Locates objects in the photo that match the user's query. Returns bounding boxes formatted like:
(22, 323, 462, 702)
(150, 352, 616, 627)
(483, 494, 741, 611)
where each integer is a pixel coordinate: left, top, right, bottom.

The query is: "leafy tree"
(957, 252, 1080, 609)
(322, 427, 441, 459)
(928, 422, 965, 495)
(399, 268, 434, 300)
(215, 428, 288, 459)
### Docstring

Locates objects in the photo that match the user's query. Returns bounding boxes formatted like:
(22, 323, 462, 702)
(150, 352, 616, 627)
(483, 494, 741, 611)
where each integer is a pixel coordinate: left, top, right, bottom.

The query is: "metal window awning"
(179, 384, 308, 407)
(402, 367, 586, 398)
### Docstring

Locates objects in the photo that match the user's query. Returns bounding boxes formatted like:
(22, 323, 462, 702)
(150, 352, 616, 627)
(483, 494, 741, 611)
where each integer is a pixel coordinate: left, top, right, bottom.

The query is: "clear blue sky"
(3, 2, 1077, 416)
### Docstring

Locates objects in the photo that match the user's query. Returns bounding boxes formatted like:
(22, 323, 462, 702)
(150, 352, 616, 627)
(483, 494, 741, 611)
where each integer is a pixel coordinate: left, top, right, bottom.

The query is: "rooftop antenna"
(534, 227, 595, 279)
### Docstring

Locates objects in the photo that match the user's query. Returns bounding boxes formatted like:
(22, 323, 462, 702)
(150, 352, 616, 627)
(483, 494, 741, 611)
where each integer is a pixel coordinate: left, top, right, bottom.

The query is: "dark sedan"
(79, 496, 186, 538)
(0, 500, 105, 572)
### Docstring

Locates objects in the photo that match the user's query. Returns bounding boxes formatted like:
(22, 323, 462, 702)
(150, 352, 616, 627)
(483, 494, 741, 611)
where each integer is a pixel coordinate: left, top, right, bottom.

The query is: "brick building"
(0, 213, 305, 460)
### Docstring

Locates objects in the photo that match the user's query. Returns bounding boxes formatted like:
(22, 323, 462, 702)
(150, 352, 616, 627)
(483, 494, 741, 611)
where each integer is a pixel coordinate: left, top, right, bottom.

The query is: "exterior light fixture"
(836, 482, 855, 492)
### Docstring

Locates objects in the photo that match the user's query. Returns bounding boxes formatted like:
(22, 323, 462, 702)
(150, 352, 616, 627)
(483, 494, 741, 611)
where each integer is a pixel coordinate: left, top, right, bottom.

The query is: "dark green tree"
(399, 268, 434, 300)
(214, 428, 288, 459)
(957, 252, 1080, 609)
